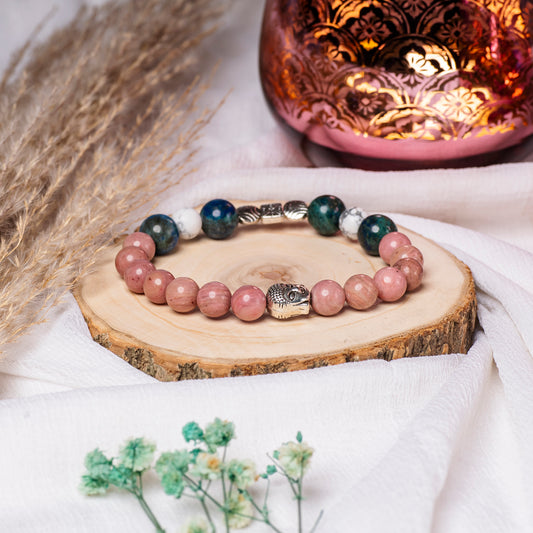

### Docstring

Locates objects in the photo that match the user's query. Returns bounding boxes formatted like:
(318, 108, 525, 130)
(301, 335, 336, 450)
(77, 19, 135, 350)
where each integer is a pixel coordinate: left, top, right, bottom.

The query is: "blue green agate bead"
(200, 199, 238, 240)
(307, 195, 346, 236)
(139, 214, 179, 256)
(357, 214, 397, 256)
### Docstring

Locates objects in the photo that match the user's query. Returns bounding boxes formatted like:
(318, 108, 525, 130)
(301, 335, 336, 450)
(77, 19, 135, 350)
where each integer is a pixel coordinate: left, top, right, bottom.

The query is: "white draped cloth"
(1, 1, 532, 532)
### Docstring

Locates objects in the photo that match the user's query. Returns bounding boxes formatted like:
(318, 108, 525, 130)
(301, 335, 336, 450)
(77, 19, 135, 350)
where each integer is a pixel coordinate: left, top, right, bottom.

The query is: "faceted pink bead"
(115, 246, 149, 276)
(166, 277, 199, 313)
(123, 232, 156, 260)
(374, 267, 407, 302)
(143, 270, 175, 304)
(311, 279, 345, 316)
(231, 285, 266, 322)
(197, 281, 231, 318)
(124, 261, 155, 294)
(389, 245, 424, 267)
(378, 232, 412, 265)
(344, 274, 378, 310)
(393, 258, 424, 291)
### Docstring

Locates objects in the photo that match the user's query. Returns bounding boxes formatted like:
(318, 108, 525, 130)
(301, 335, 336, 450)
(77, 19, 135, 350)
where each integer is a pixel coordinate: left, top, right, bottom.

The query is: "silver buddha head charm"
(266, 283, 310, 319)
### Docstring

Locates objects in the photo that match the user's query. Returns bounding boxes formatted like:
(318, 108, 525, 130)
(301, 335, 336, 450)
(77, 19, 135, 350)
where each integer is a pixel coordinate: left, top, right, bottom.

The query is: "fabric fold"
(1, 0, 533, 531)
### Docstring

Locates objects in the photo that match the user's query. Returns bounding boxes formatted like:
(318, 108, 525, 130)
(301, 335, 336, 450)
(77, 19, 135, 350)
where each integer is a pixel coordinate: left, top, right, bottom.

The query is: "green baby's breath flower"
(190, 448, 202, 460)
(155, 451, 191, 498)
(276, 440, 314, 480)
(79, 474, 109, 496)
(180, 516, 209, 533)
(80, 419, 318, 533)
(84, 449, 112, 476)
(227, 492, 253, 529)
(226, 459, 257, 490)
(266, 465, 277, 476)
(190, 452, 222, 481)
(80, 449, 113, 495)
(108, 464, 136, 490)
(156, 450, 191, 477)
(182, 421, 204, 443)
(118, 438, 156, 472)
(80, 449, 136, 494)
(160, 470, 186, 498)
(204, 418, 235, 452)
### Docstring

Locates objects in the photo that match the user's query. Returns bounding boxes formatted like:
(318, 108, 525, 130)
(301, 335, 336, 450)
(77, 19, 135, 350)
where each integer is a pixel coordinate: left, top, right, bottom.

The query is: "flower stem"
(297, 481, 302, 533)
(184, 475, 224, 510)
(310, 510, 324, 533)
(245, 490, 283, 533)
(221, 446, 230, 533)
(135, 492, 166, 533)
(199, 496, 216, 533)
(297, 462, 304, 533)
(263, 477, 271, 512)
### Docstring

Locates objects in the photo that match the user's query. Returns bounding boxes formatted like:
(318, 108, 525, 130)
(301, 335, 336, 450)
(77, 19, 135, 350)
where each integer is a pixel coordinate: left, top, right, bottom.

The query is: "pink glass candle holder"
(259, 0, 533, 168)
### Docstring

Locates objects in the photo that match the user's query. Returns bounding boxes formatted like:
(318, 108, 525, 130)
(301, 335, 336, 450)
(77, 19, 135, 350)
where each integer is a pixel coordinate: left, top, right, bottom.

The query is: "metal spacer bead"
(237, 205, 261, 225)
(260, 202, 284, 224)
(283, 200, 308, 221)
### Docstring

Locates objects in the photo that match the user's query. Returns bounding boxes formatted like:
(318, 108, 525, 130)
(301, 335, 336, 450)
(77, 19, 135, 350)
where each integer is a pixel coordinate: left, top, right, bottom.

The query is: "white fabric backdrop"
(1, 1, 533, 532)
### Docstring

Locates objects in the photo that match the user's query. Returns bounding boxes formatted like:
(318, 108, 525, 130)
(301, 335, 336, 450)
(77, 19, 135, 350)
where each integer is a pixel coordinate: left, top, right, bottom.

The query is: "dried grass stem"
(0, 0, 224, 346)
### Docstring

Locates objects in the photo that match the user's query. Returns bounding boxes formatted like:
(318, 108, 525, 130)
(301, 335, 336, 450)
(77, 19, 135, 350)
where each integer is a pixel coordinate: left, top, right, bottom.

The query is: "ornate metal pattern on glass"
(259, 0, 533, 163)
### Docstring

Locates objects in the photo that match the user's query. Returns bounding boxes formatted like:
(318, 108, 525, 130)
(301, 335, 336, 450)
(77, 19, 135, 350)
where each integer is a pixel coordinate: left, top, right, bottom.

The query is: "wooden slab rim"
(74, 207, 477, 381)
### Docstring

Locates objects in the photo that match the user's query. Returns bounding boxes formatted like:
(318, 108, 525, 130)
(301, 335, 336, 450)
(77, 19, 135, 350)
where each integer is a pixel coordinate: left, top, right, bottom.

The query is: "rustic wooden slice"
(74, 206, 476, 381)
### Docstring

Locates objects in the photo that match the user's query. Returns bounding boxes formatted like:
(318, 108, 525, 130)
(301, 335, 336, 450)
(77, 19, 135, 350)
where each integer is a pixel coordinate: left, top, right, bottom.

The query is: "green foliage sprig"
(80, 418, 322, 533)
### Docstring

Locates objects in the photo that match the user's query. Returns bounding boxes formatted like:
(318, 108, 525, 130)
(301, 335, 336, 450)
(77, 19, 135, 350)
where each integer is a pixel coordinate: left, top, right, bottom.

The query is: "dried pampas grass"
(0, 0, 224, 347)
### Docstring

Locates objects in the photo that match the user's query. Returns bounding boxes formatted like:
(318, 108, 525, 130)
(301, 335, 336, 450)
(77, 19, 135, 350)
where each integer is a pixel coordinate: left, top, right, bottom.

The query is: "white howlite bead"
(339, 207, 367, 240)
(172, 208, 202, 240)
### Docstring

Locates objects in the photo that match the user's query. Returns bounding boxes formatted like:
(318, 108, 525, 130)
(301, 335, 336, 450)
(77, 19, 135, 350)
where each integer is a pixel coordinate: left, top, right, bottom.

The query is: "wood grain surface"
(75, 210, 477, 381)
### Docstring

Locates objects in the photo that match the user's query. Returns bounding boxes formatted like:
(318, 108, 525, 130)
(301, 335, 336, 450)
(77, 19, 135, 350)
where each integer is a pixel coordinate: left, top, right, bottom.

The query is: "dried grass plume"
(0, 0, 224, 347)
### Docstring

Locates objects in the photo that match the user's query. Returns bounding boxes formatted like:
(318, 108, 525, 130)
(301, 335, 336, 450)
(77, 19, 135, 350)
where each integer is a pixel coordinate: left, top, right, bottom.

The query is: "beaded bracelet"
(114, 195, 424, 321)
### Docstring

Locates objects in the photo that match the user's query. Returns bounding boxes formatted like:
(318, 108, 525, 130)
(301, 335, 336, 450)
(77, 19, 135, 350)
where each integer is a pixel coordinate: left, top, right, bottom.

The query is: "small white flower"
(227, 492, 253, 529)
(276, 441, 314, 480)
(190, 452, 221, 481)
(226, 458, 257, 490)
(180, 516, 209, 533)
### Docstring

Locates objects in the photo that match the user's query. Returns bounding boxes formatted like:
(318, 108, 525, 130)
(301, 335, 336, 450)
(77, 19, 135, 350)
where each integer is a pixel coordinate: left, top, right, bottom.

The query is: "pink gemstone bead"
(123, 232, 156, 260)
(166, 277, 199, 313)
(115, 246, 149, 276)
(311, 279, 345, 316)
(231, 285, 266, 322)
(378, 232, 412, 265)
(393, 258, 424, 291)
(124, 261, 155, 294)
(389, 245, 424, 267)
(197, 281, 231, 318)
(374, 267, 407, 302)
(344, 274, 378, 310)
(143, 269, 175, 304)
